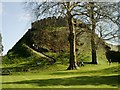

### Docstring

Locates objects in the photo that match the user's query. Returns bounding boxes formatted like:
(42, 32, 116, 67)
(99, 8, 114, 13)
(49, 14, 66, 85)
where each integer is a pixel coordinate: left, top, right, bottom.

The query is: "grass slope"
(1, 63, 119, 88)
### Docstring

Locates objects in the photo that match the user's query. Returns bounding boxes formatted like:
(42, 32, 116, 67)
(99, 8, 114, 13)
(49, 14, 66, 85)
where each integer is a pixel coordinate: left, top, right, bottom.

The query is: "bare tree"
(75, 2, 120, 63)
(96, 20, 119, 42)
(94, 2, 120, 48)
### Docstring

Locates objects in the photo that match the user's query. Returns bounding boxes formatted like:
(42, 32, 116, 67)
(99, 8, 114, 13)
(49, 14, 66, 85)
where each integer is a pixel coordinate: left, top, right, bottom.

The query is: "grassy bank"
(1, 63, 119, 88)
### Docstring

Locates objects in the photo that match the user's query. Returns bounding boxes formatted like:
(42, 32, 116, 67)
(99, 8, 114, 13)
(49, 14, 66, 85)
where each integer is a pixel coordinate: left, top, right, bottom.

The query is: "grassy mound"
(2, 17, 109, 73)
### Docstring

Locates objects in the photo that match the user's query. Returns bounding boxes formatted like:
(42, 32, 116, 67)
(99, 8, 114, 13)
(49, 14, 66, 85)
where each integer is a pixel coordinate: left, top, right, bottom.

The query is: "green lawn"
(1, 63, 119, 88)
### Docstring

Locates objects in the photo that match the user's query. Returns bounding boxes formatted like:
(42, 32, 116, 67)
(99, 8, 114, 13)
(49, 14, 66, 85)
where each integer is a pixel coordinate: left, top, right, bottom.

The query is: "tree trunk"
(67, 32, 78, 70)
(91, 35, 97, 64)
(90, 2, 97, 64)
(66, 4, 78, 70)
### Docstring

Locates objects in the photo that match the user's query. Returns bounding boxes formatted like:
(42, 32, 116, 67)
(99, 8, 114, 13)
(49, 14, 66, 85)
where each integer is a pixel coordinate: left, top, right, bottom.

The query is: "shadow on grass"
(3, 75, 119, 87)
(50, 66, 119, 75)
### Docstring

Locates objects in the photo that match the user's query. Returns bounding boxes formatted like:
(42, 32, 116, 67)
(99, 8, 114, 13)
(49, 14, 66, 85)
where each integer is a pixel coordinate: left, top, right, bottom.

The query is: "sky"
(1, 2, 32, 55)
